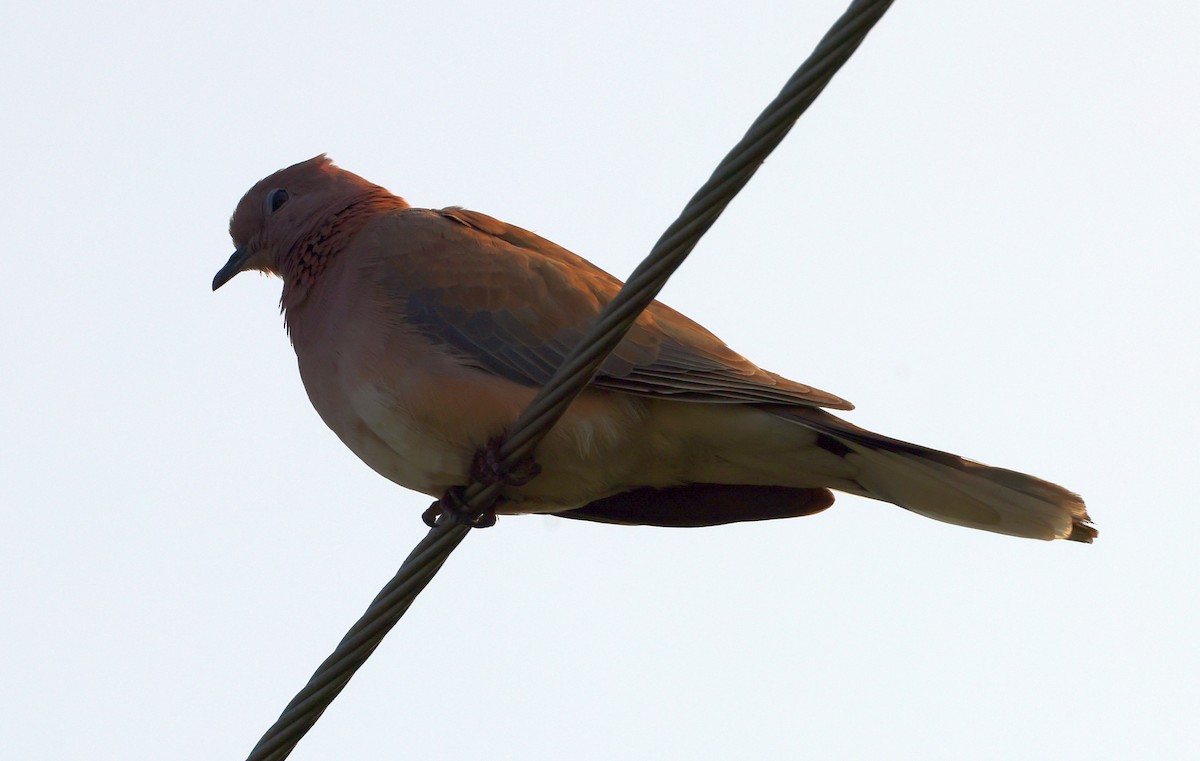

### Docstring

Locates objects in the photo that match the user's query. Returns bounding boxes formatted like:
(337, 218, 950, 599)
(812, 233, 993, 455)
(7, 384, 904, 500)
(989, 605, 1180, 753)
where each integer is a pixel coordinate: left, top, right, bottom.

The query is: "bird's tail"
(781, 407, 1095, 542)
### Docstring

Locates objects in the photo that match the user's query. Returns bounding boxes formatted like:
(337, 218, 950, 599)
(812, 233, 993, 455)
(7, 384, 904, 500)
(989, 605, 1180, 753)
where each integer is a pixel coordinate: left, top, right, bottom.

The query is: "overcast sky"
(2, 1, 1197, 759)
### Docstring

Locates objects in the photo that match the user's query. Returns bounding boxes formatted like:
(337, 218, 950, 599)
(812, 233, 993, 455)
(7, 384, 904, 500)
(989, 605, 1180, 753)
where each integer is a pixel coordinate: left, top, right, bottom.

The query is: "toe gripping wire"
(243, 2, 894, 758)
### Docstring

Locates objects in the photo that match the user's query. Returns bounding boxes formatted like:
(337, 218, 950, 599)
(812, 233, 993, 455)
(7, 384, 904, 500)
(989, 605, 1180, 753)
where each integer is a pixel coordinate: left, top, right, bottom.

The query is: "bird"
(213, 155, 1095, 542)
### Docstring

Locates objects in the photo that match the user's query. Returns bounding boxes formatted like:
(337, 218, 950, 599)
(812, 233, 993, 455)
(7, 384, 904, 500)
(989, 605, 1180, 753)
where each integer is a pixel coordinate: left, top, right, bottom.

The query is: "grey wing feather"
(389, 207, 853, 410)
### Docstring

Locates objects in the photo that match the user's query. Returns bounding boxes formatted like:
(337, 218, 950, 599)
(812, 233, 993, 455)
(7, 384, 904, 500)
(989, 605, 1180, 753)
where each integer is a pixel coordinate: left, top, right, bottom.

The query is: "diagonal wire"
(243, 1, 894, 758)
(484, 0, 893, 483)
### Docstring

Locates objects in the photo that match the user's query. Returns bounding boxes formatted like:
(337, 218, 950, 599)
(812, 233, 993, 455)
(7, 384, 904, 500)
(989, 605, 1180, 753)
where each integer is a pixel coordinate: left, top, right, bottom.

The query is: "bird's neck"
(280, 191, 409, 309)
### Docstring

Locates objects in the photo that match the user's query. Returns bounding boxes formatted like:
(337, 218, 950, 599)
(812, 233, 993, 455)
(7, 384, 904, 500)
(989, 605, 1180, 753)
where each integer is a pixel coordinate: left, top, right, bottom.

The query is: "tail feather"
(781, 407, 1095, 542)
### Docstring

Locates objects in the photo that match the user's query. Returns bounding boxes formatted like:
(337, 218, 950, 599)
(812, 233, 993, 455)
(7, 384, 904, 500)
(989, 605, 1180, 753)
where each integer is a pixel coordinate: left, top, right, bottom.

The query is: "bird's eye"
(267, 188, 289, 213)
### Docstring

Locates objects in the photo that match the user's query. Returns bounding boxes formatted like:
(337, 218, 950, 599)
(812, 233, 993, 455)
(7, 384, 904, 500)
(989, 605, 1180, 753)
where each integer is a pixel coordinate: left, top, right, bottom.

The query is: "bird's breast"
(282, 260, 690, 511)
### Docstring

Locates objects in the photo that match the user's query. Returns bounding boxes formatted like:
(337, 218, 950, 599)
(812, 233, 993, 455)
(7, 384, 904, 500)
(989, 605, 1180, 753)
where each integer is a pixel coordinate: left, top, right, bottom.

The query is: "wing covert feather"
(369, 207, 852, 410)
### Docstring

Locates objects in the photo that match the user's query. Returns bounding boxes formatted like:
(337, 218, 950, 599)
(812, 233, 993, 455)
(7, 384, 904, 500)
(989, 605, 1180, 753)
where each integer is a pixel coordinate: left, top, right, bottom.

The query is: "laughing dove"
(214, 156, 1094, 542)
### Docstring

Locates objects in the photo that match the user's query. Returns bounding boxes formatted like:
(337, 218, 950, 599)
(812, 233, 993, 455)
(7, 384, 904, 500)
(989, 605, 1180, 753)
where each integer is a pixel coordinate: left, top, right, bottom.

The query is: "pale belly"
(294, 330, 667, 512)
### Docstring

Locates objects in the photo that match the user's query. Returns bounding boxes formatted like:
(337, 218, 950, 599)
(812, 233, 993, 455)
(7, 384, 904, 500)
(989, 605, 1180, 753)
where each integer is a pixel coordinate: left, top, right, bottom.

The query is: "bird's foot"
(420, 438, 541, 529)
(422, 486, 497, 529)
(470, 436, 542, 487)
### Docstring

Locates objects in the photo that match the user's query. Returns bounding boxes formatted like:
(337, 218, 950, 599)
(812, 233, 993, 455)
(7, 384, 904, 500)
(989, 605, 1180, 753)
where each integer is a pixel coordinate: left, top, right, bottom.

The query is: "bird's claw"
(423, 486, 497, 529)
(421, 438, 541, 529)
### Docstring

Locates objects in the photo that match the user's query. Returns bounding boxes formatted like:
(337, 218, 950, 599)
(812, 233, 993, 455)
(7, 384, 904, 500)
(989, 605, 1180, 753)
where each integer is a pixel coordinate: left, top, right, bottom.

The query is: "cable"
(243, 2, 894, 758)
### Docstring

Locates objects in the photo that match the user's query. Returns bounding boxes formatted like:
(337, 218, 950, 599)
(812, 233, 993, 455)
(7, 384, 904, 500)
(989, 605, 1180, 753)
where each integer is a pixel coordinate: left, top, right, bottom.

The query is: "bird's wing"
(368, 207, 852, 410)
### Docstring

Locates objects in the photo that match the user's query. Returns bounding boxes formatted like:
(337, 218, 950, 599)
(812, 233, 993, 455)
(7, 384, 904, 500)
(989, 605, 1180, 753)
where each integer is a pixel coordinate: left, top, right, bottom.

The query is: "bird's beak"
(212, 247, 253, 291)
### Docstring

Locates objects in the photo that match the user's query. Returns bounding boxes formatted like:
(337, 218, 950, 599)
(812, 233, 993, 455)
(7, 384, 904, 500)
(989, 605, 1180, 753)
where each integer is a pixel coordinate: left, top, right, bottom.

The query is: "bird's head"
(213, 155, 399, 290)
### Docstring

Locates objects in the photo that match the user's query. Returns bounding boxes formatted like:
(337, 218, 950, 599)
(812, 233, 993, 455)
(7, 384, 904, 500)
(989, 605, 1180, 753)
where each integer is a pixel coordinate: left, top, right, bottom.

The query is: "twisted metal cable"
(244, 1, 894, 758)
(485, 0, 893, 484)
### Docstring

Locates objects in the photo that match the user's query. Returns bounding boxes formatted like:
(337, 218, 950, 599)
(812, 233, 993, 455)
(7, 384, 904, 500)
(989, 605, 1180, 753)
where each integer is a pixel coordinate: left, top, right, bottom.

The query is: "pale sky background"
(2, 1, 1197, 759)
